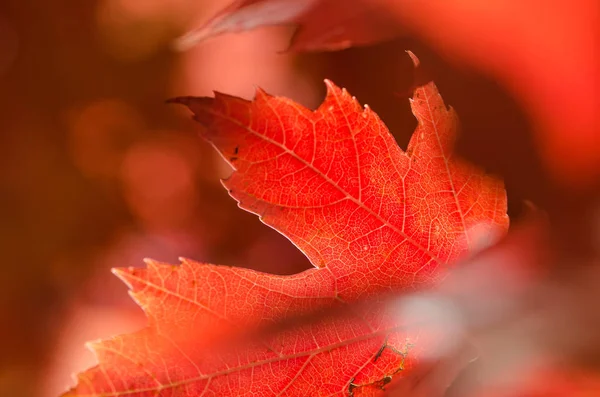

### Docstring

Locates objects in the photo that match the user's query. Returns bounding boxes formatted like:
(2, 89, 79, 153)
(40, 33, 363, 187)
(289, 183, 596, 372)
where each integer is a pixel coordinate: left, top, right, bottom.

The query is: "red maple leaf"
(63, 54, 508, 396)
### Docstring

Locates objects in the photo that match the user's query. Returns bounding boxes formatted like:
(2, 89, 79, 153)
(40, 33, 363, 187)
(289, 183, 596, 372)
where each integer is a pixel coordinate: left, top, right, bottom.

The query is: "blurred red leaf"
(514, 369, 600, 397)
(371, 0, 600, 190)
(463, 368, 600, 397)
(176, 0, 400, 51)
(63, 55, 508, 396)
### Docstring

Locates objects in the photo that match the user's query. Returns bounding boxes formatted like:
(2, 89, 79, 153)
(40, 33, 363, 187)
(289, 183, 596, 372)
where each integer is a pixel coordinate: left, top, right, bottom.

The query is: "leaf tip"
(143, 257, 159, 266)
(111, 266, 127, 277)
(323, 78, 340, 91)
(112, 265, 150, 290)
(324, 79, 347, 100)
(172, 26, 212, 52)
(254, 86, 271, 101)
(178, 256, 194, 266)
(83, 339, 106, 361)
(323, 79, 350, 97)
(321, 79, 364, 114)
(322, 80, 338, 106)
(406, 50, 420, 67)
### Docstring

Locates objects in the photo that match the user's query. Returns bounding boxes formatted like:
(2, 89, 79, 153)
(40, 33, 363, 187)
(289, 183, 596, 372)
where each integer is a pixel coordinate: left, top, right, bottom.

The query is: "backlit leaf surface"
(63, 56, 508, 396)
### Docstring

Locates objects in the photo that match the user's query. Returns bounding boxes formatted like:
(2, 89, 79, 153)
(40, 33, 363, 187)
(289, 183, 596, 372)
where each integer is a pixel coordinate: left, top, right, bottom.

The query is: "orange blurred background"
(0, 1, 559, 396)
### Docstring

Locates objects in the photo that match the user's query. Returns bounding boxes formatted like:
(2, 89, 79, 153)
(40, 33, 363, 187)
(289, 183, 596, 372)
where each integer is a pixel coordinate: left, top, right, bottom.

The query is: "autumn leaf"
(176, 0, 400, 51)
(63, 54, 508, 396)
